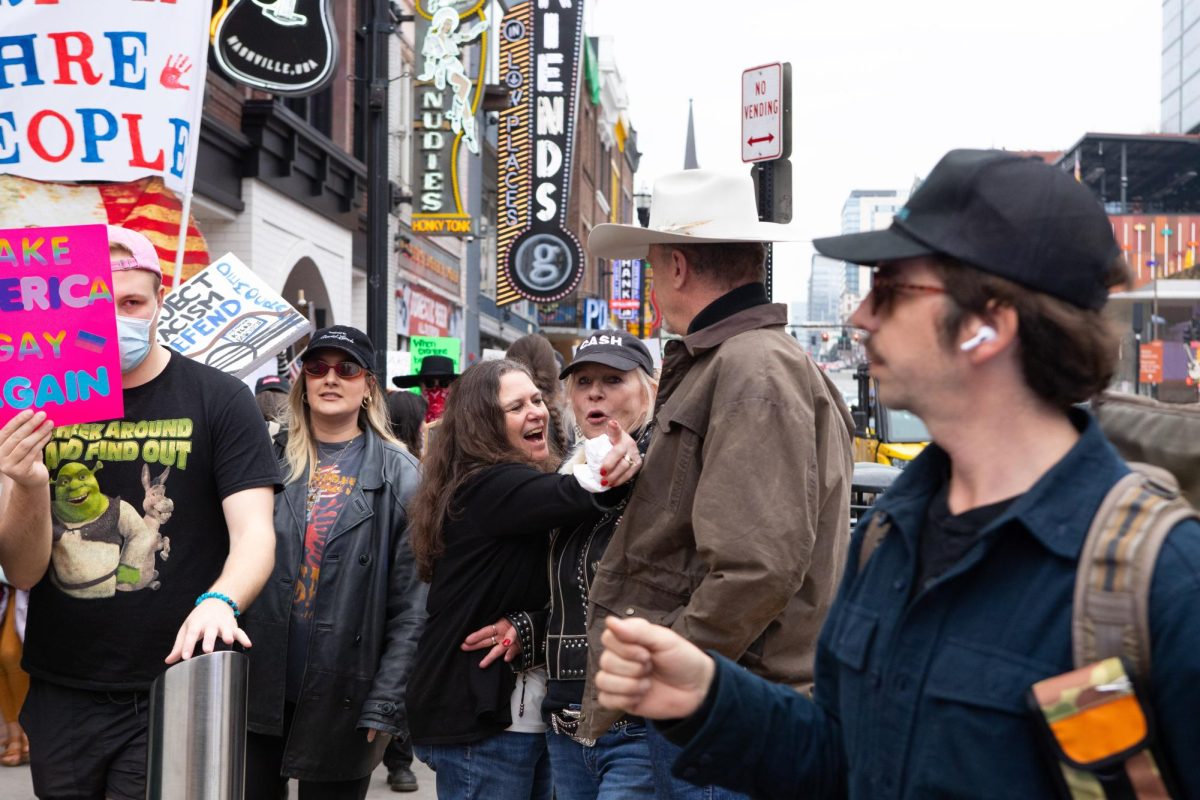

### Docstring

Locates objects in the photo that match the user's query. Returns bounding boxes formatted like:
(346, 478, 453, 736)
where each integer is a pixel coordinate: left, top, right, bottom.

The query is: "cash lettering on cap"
(579, 334, 622, 350)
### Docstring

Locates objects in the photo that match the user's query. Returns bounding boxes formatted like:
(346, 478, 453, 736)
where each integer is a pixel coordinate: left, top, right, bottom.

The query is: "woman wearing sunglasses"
(241, 326, 427, 799)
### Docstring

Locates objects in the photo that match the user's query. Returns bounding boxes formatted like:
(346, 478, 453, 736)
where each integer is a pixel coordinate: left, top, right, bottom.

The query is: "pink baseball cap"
(106, 225, 163, 279)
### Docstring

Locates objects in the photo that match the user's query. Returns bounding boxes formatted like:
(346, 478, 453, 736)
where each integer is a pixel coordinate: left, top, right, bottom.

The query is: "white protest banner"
(0, 0, 210, 195)
(156, 253, 313, 378)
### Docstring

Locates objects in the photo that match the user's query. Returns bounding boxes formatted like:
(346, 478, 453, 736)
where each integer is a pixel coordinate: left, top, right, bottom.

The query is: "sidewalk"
(0, 759, 436, 799)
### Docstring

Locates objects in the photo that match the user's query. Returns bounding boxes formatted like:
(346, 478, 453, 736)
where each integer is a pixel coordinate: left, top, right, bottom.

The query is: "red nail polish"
(601, 479, 608, 486)
(600, 468, 607, 476)
(503, 639, 511, 647)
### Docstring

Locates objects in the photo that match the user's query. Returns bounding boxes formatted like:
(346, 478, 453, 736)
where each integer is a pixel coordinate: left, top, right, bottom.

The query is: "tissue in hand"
(572, 434, 614, 493)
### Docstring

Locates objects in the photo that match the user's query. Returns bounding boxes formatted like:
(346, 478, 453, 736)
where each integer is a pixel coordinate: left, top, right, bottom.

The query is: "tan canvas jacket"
(580, 303, 854, 738)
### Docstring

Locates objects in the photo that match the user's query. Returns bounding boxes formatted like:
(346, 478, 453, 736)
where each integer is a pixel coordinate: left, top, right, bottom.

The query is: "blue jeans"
(545, 720, 655, 800)
(646, 724, 750, 800)
(415, 731, 550, 800)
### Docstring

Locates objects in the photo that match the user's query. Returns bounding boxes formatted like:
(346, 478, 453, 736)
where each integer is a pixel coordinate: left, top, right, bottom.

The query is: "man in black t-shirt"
(0, 226, 278, 800)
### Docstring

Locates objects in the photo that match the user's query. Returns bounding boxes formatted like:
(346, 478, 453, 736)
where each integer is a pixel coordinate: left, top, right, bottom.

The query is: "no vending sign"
(742, 62, 784, 163)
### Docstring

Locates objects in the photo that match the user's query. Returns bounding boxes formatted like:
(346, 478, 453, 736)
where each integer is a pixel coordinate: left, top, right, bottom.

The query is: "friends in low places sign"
(0, 224, 123, 426)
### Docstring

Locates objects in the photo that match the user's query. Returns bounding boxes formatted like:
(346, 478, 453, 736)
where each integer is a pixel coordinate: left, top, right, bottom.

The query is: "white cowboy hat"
(589, 169, 801, 260)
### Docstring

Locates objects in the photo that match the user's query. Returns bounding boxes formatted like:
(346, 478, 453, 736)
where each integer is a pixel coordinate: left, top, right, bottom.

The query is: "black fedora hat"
(393, 355, 460, 388)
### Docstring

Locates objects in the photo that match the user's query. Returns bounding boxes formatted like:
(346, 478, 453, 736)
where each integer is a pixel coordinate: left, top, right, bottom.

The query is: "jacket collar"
(687, 282, 769, 334)
(872, 409, 1128, 560)
(680, 301, 788, 357)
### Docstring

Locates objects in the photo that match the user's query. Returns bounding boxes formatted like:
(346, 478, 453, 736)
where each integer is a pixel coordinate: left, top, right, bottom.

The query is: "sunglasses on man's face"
(867, 269, 948, 315)
(422, 378, 452, 389)
(303, 360, 365, 379)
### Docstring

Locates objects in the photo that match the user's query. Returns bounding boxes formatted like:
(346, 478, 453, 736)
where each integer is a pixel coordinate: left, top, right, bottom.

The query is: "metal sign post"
(742, 62, 791, 301)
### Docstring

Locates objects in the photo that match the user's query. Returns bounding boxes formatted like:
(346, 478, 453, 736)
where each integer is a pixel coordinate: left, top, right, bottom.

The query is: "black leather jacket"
(242, 428, 427, 782)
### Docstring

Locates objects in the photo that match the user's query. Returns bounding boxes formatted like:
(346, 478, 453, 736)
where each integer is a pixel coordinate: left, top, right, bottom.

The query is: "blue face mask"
(116, 313, 155, 373)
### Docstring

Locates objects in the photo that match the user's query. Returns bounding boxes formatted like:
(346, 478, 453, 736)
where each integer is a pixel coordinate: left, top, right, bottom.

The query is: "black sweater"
(406, 463, 605, 745)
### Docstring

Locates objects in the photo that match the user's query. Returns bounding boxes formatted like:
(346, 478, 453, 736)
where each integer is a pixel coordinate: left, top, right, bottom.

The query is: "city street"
(0, 759, 436, 799)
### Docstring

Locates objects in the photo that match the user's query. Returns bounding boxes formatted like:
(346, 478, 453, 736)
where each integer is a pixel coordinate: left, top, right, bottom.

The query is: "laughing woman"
(406, 359, 642, 800)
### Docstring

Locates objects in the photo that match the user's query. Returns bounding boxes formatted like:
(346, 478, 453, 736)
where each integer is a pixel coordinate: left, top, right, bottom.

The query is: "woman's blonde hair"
(562, 367, 657, 436)
(283, 366, 399, 485)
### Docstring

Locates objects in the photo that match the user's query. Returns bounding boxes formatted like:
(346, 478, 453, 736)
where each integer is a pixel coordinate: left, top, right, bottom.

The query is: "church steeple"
(683, 98, 700, 170)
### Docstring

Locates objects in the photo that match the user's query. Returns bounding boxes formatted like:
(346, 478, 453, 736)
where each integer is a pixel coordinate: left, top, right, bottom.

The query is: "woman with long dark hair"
(465, 332, 659, 799)
(406, 358, 642, 800)
(241, 326, 427, 799)
(506, 334, 570, 461)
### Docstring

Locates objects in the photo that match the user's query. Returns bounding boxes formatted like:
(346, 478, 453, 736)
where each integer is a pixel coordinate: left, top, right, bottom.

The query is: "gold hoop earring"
(362, 395, 370, 409)
(302, 393, 309, 406)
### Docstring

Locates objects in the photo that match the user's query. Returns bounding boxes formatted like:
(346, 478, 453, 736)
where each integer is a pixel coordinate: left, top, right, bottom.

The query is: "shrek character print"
(49, 464, 174, 599)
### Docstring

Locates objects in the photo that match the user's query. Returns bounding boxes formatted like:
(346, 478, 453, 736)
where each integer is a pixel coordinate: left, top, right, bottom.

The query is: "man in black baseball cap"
(585, 150, 1200, 797)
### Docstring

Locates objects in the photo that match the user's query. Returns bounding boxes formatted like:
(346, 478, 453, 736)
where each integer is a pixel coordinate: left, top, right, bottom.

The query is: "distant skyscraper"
(839, 189, 908, 297)
(807, 255, 844, 325)
(684, 99, 700, 169)
(1162, 0, 1200, 133)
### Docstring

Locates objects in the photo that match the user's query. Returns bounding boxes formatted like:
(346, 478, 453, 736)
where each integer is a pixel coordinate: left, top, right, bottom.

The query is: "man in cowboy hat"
(393, 355, 459, 423)
(577, 169, 854, 797)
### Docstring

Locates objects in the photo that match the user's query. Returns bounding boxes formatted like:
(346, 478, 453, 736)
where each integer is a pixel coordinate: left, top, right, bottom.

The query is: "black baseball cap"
(813, 149, 1119, 310)
(255, 375, 291, 395)
(297, 325, 375, 370)
(561, 330, 654, 379)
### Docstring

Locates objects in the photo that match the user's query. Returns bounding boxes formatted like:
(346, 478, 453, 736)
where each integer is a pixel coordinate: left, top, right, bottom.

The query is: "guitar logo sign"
(211, 0, 337, 96)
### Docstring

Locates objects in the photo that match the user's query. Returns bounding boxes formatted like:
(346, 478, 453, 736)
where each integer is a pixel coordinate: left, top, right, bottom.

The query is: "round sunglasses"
(302, 360, 365, 379)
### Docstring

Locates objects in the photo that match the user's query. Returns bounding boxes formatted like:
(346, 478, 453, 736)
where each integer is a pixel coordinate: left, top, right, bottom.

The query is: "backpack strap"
(1073, 463, 1200, 677)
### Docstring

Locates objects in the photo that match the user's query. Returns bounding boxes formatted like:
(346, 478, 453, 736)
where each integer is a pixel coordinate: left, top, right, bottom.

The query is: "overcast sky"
(587, 0, 1162, 308)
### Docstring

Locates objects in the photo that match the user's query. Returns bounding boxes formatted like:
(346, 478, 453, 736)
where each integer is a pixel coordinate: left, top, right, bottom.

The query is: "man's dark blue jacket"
(665, 412, 1200, 799)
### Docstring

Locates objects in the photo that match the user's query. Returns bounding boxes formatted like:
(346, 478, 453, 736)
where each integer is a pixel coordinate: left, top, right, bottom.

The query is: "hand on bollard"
(165, 597, 251, 664)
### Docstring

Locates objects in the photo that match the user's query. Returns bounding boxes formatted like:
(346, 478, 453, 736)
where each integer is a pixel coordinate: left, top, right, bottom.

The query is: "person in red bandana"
(393, 356, 460, 424)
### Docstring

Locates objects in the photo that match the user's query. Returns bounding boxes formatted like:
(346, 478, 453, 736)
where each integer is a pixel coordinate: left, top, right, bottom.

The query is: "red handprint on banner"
(160, 55, 192, 90)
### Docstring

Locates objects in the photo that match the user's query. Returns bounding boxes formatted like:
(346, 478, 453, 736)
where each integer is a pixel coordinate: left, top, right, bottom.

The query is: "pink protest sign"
(0, 224, 123, 427)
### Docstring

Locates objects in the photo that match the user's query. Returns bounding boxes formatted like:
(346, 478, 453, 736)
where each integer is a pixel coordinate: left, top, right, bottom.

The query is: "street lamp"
(634, 189, 652, 337)
(1147, 259, 1159, 341)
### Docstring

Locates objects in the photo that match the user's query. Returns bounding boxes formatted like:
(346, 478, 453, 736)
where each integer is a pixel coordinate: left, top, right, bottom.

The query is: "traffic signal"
(821, 332, 830, 342)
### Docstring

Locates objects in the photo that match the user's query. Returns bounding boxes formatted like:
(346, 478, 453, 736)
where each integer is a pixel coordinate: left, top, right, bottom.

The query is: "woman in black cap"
(241, 325, 427, 799)
(405, 356, 644, 800)
(458, 331, 659, 799)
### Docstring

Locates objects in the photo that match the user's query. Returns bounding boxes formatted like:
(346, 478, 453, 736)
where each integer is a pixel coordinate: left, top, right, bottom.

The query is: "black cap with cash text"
(561, 331, 654, 379)
(812, 149, 1120, 310)
(297, 325, 375, 371)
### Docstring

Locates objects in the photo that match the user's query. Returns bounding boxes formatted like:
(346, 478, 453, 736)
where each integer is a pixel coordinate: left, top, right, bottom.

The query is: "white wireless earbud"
(959, 325, 998, 352)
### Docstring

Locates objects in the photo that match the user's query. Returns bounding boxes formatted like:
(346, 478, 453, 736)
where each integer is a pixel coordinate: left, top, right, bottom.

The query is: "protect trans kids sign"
(0, 224, 123, 427)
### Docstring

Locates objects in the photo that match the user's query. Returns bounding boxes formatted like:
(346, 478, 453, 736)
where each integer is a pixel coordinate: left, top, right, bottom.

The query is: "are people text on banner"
(0, 0, 210, 195)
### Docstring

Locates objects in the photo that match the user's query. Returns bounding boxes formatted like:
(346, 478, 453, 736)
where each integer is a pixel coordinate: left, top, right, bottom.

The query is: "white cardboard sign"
(156, 253, 312, 378)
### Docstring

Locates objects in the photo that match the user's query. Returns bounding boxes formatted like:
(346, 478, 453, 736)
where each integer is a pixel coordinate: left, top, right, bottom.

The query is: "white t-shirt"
(506, 667, 548, 733)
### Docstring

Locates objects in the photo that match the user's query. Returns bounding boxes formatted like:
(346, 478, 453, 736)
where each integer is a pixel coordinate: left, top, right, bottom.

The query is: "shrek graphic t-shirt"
(23, 350, 280, 691)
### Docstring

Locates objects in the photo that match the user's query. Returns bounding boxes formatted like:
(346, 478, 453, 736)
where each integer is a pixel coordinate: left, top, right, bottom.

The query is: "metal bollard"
(146, 650, 248, 800)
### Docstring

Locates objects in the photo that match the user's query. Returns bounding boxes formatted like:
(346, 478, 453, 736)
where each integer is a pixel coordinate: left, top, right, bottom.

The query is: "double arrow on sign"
(747, 133, 775, 146)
